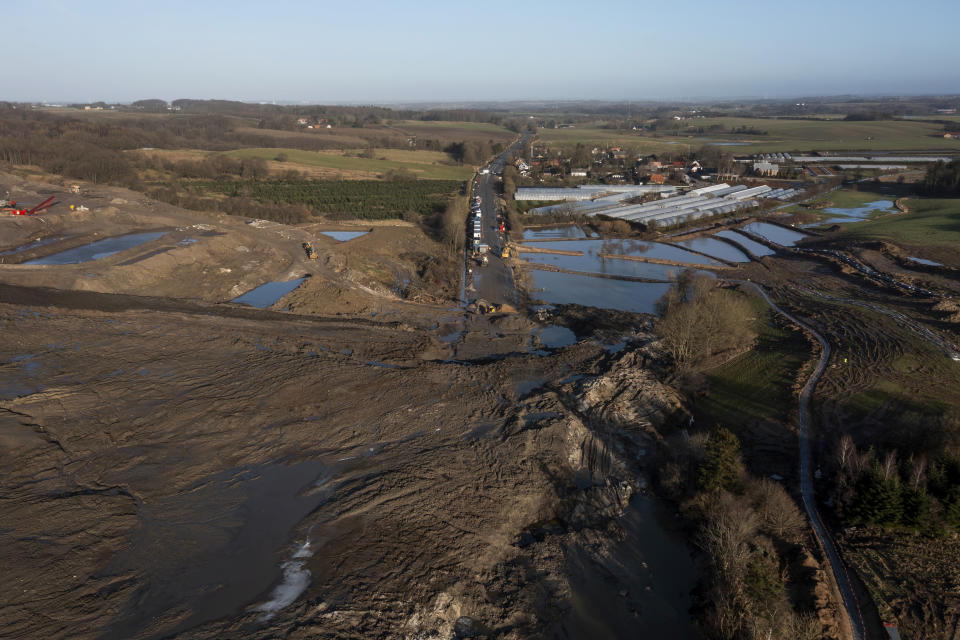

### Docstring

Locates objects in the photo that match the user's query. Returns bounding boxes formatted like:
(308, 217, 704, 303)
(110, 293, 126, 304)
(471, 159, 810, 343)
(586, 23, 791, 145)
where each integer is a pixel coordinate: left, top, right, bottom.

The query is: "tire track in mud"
(729, 279, 868, 640)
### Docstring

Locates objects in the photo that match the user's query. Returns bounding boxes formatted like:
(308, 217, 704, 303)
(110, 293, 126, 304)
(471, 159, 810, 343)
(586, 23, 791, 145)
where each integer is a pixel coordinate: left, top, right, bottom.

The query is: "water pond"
(527, 270, 672, 315)
(740, 222, 808, 247)
(232, 277, 307, 308)
(712, 230, 776, 256)
(320, 231, 369, 242)
(23, 232, 168, 265)
(908, 256, 942, 267)
(670, 236, 751, 263)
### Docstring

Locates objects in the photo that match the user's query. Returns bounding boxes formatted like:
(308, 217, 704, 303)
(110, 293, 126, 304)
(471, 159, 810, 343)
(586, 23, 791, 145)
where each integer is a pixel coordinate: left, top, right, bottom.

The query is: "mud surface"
(0, 274, 697, 640)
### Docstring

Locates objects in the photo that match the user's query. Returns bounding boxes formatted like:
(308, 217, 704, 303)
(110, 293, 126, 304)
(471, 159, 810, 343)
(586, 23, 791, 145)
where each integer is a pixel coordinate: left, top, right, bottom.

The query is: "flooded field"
(523, 251, 699, 281)
(231, 277, 307, 308)
(740, 222, 809, 247)
(319, 231, 369, 242)
(814, 199, 896, 225)
(526, 269, 672, 314)
(522, 225, 593, 241)
(533, 239, 721, 266)
(713, 230, 777, 256)
(670, 236, 751, 262)
(22, 232, 168, 265)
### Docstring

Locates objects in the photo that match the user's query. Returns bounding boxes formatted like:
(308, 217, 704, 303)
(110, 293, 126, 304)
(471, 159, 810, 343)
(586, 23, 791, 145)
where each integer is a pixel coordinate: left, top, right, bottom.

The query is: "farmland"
(223, 147, 474, 180)
(537, 117, 960, 153)
(192, 178, 461, 219)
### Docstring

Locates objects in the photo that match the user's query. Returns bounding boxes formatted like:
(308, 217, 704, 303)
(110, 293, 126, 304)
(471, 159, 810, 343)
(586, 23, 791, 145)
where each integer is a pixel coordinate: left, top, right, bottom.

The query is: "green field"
(537, 118, 960, 154)
(697, 299, 811, 430)
(192, 178, 461, 219)
(840, 197, 960, 248)
(224, 147, 474, 180)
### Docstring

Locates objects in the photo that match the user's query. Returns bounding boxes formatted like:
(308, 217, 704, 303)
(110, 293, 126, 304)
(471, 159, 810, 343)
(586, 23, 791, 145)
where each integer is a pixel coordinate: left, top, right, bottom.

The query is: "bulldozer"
(500, 246, 512, 259)
(302, 242, 318, 259)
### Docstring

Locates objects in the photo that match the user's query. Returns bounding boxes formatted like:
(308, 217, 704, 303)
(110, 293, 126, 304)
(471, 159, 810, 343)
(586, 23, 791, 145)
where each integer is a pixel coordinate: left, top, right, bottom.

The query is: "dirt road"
(737, 281, 867, 640)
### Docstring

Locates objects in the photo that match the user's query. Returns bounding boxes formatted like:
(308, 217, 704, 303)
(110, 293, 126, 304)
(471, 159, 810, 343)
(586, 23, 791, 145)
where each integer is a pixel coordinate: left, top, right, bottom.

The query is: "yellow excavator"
(302, 242, 318, 259)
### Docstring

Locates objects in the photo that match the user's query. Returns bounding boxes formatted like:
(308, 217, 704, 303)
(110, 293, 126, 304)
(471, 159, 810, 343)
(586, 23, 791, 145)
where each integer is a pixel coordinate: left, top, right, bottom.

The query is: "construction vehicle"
(3, 196, 56, 216)
(70, 184, 81, 194)
(302, 242, 318, 259)
(501, 246, 512, 259)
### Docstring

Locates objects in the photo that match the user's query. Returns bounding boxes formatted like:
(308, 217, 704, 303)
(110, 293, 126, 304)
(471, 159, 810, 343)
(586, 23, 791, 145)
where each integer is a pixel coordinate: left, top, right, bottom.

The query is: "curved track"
(733, 280, 867, 640)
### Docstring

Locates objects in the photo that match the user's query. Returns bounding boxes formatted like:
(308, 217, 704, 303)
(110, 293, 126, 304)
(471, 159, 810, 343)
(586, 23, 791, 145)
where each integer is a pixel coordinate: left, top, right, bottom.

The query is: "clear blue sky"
(3, 0, 958, 103)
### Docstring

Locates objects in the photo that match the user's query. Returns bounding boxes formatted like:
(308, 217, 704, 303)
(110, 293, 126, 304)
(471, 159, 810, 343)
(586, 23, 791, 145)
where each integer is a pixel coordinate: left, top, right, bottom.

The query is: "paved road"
(467, 133, 531, 307)
(732, 280, 868, 640)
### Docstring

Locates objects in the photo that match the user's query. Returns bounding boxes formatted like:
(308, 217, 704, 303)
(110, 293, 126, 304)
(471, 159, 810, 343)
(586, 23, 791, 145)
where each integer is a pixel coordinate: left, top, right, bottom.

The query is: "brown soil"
(0, 172, 700, 640)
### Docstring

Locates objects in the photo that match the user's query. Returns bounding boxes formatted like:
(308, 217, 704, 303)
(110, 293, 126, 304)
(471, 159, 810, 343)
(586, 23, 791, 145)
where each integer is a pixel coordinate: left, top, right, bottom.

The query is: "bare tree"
(754, 478, 807, 542)
(881, 449, 899, 482)
(698, 492, 758, 581)
(909, 454, 927, 490)
(836, 434, 856, 472)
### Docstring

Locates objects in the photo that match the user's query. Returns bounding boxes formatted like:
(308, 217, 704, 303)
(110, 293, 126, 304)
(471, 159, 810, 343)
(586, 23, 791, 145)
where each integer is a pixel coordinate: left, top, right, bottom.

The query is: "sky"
(3, 0, 958, 104)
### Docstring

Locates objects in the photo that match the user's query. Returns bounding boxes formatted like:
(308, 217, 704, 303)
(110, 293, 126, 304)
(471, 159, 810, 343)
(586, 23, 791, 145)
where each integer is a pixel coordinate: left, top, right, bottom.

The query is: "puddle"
(532, 326, 578, 349)
(908, 256, 942, 266)
(516, 378, 548, 396)
(670, 237, 750, 263)
(232, 277, 307, 308)
(740, 222, 808, 247)
(23, 232, 168, 265)
(103, 459, 331, 639)
(177, 237, 199, 246)
(523, 411, 561, 425)
(527, 270, 673, 315)
(712, 230, 776, 256)
(319, 231, 369, 242)
(523, 226, 593, 241)
(0, 236, 66, 256)
(561, 495, 699, 639)
(465, 422, 499, 441)
(603, 339, 629, 354)
(439, 330, 464, 343)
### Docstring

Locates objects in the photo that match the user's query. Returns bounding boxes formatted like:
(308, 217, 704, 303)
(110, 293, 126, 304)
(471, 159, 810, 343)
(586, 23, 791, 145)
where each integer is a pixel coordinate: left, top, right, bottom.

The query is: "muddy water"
(713, 230, 776, 256)
(232, 277, 307, 308)
(103, 459, 331, 638)
(671, 236, 751, 262)
(532, 325, 578, 349)
(562, 496, 701, 638)
(319, 231, 369, 241)
(741, 222, 808, 247)
(527, 270, 672, 314)
(23, 232, 168, 265)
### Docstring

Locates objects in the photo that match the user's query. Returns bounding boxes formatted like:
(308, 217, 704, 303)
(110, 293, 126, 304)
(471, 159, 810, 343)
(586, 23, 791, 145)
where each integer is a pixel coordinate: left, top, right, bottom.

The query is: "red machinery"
(4, 196, 56, 216)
